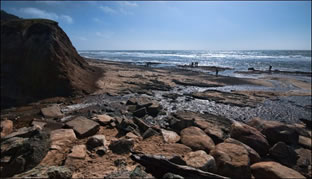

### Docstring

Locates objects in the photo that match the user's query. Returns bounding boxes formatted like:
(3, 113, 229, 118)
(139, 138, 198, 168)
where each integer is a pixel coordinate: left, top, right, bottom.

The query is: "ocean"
(79, 50, 312, 73)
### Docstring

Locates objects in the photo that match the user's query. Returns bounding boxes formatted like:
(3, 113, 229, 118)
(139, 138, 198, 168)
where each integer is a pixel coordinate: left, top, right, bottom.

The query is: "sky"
(1, 1, 311, 50)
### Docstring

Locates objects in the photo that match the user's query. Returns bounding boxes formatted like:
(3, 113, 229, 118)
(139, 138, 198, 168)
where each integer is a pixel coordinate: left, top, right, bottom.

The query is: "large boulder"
(180, 126, 215, 153)
(298, 135, 312, 149)
(294, 148, 312, 178)
(65, 116, 99, 138)
(1, 11, 100, 108)
(247, 118, 299, 145)
(0, 130, 50, 177)
(184, 150, 216, 172)
(251, 161, 305, 179)
(224, 138, 261, 164)
(49, 129, 76, 150)
(230, 121, 270, 156)
(269, 142, 298, 167)
(210, 142, 250, 179)
(169, 111, 196, 131)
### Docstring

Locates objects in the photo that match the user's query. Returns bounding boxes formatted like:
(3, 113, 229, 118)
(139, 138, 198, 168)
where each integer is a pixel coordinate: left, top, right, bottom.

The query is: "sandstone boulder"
(65, 116, 99, 138)
(224, 138, 261, 164)
(251, 161, 305, 179)
(247, 117, 299, 145)
(169, 111, 196, 131)
(47, 166, 72, 179)
(180, 126, 215, 153)
(230, 121, 269, 156)
(184, 150, 216, 172)
(210, 142, 250, 179)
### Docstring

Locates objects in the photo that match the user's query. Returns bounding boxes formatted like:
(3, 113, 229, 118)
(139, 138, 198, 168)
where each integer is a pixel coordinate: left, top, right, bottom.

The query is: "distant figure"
(269, 65, 272, 73)
(191, 62, 194, 67)
(195, 62, 198, 67)
(216, 67, 219, 77)
(248, 67, 255, 71)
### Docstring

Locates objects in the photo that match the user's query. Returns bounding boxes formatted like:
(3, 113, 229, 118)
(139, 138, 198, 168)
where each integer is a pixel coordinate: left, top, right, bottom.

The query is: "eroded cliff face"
(1, 13, 100, 108)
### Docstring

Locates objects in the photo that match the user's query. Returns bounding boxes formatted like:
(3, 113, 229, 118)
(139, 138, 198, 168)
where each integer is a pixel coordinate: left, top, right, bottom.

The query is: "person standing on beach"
(216, 67, 219, 77)
(269, 65, 272, 73)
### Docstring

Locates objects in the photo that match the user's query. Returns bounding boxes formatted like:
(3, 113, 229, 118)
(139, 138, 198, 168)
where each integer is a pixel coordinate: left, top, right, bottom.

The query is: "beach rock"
(169, 111, 196, 131)
(294, 148, 312, 178)
(109, 138, 134, 154)
(133, 108, 147, 118)
(180, 126, 215, 153)
(95, 114, 114, 125)
(41, 105, 63, 118)
(298, 135, 312, 149)
(161, 129, 180, 143)
(47, 166, 72, 179)
(0, 131, 50, 177)
(204, 127, 224, 144)
(247, 117, 299, 145)
(125, 132, 140, 140)
(251, 161, 305, 179)
(210, 142, 250, 179)
(0, 119, 13, 137)
(126, 97, 153, 108)
(86, 135, 106, 150)
(68, 145, 86, 159)
(1, 126, 40, 142)
(50, 129, 76, 150)
(133, 117, 150, 132)
(65, 116, 99, 138)
(31, 120, 47, 129)
(129, 166, 150, 179)
(230, 121, 269, 156)
(147, 101, 162, 117)
(184, 150, 216, 172)
(142, 127, 159, 139)
(224, 138, 261, 164)
(1, 12, 100, 108)
(269, 142, 298, 167)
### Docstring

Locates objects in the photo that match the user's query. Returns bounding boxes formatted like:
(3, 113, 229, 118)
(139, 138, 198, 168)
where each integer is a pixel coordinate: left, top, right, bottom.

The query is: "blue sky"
(1, 1, 311, 50)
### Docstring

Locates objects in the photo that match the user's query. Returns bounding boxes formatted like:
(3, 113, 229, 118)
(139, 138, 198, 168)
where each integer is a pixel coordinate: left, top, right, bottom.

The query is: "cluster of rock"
(1, 95, 311, 178)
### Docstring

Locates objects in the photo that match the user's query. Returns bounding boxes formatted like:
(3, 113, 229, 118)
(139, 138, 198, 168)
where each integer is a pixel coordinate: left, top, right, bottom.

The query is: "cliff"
(1, 11, 101, 108)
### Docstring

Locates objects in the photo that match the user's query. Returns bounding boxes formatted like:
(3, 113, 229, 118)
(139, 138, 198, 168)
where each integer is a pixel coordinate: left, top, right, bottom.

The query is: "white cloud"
(118, 1, 138, 7)
(96, 31, 114, 39)
(19, 7, 58, 20)
(18, 7, 73, 24)
(60, 15, 73, 24)
(99, 6, 117, 14)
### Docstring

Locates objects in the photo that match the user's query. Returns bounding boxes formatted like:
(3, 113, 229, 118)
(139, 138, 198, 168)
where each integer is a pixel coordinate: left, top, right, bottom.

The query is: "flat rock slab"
(95, 114, 114, 125)
(41, 105, 63, 118)
(65, 116, 99, 138)
(68, 145, 86, 159)
(50, 129, 77, 150)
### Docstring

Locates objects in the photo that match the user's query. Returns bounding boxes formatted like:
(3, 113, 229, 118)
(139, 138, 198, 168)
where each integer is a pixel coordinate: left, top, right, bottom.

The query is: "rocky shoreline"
(1, 58, 311, 179)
